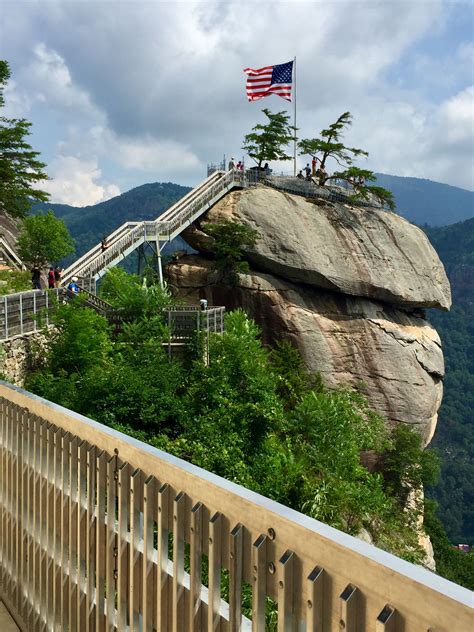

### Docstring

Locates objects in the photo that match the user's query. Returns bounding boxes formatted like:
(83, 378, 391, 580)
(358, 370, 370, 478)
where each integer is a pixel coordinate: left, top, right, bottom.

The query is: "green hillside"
(425, 219, 474, 543)
(33, 182, 192, 264)
(375, 174, 473, 227)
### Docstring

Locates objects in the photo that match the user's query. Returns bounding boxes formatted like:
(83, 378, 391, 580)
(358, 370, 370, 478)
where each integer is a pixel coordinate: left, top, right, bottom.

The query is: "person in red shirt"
(48, 267, 55, 289)
(312, 156, 318, 176)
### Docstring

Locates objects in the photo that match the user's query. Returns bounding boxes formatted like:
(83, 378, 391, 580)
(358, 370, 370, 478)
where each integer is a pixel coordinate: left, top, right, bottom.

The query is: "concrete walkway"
(0, 602, 19, 631)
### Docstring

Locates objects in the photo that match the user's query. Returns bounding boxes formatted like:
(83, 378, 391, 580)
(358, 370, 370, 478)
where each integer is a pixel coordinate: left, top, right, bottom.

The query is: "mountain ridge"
(374, 173, 473, 227)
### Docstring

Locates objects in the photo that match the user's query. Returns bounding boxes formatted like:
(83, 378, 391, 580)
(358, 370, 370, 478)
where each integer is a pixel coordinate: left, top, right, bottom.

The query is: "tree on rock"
(298, 112, 368, 179)
(298, 111, 395, 210)
(242, 108, 295, 169)
(17, 210, 75, 269)
(0, 60, 50, 217)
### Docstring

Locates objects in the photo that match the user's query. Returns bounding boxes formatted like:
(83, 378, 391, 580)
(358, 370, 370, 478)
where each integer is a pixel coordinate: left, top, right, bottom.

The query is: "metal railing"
(0, 285, 226, 348)
(0, 290, 62, 342)
(61, 170, 242, 285)
(0, 238, 24, 271)
(164, 306, 225, 340)
(0, 383, 472, 630)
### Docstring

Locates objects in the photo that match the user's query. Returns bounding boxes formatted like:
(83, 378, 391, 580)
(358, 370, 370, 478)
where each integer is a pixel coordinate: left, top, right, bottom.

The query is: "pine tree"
(298, 111, 395, 210)
(0, 60, 49, 217)
(242, 108, 295, 168)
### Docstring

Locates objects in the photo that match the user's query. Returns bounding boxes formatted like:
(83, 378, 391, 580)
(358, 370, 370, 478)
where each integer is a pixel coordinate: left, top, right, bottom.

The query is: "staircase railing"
(61, 170, 245, 284)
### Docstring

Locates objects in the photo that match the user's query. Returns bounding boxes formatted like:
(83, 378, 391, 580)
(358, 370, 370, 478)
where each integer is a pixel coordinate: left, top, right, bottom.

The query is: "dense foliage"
(25, 271, 440, 567)
(424, 500, 474, 589)
(0, 60, 49, 217)
(17, 209, 75, 268)
(423, 220, 474, 546)
(206, 220, 259, 285)
(0, 269, 32, 294)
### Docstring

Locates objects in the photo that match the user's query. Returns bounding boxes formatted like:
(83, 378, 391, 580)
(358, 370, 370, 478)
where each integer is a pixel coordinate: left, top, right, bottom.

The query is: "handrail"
(61, 170, 244, 283)
(0, 238, 24, 270)
(0, 285, 225, 343)
(0, 289, 62, 341)
(0, 382, 472, 631)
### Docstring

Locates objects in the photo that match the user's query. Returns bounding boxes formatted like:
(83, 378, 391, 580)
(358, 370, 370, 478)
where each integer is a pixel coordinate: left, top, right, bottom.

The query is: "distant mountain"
(424, 218, 474, 543)
(33, 182, 192, 265)
(375, 174, 473, 227)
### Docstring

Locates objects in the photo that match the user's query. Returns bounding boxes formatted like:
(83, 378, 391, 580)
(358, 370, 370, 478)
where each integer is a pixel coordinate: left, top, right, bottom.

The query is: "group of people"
(297, 157, 327, 184)
(31, 265, 62, 290)
(228, 157, 245, 171)
(48, 266, 63, 289)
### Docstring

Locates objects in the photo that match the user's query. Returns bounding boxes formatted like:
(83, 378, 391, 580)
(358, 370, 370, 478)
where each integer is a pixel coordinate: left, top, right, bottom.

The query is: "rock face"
(169, 185, 451, 445)
(167, 257, 444, 445)
(184, 187, 451, 310)
(0, 333, 47, 387)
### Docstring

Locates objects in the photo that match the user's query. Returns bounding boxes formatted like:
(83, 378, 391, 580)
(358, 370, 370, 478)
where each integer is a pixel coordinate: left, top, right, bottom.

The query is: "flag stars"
(272, 62, 293, 84)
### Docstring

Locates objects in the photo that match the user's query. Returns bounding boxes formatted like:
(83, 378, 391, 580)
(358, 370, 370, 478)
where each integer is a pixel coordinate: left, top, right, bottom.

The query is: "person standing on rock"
(305, 163, 311, 179)
(312, 156, 317, 176)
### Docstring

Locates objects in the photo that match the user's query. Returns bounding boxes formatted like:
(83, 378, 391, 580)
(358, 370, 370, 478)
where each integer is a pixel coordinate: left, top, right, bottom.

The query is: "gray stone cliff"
(167, 186, 451, 446)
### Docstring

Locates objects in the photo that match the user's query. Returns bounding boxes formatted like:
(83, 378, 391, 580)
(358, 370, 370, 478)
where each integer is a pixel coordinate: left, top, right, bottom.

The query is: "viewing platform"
(0, 382, 472, 630)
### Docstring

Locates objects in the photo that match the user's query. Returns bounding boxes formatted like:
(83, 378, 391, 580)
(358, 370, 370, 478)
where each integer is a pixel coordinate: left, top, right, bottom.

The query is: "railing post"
(19, 293, 23, 335)
(33, 292, 37, 332)
(4, 295, 8, 339)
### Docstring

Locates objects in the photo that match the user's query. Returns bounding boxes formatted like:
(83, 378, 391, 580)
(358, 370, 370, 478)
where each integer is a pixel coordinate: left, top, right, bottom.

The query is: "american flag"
(244, 61, 293, 102)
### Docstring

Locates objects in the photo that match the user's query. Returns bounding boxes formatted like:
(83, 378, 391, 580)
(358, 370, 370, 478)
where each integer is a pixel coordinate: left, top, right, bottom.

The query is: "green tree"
(206, 220, 259, 285)
(100, 267, 174, 320)
(17, 210, 75, 269)
(0, 60, 49, 217)
(242, 108, 295, 168)
(298, 112, 395, 209)
(298, 112, 367, 175)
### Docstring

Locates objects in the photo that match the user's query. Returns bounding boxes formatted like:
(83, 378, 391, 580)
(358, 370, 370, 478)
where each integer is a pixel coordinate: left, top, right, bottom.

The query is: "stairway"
(61, 169, 246, 285)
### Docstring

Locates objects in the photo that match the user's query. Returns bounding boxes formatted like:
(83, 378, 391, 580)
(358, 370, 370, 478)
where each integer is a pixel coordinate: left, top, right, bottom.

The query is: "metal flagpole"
(293, 56, 296, 176)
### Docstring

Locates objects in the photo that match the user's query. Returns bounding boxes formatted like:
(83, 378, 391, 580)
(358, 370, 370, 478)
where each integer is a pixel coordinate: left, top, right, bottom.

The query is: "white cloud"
(43, 156, 120, 206)
(1, 0, 472, 195)
(437, 85, 474, 145)
(24, 43, 103, 119)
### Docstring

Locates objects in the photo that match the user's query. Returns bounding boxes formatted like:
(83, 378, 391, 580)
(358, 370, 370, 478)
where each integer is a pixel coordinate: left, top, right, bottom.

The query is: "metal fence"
(0, 382, 472, 631)
(0, 290, 62, 342)
(164, 307, 225, 340)
(0, 287, 226, 349)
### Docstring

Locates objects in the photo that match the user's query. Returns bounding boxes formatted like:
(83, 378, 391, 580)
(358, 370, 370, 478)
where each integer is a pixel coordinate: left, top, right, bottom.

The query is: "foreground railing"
(1, 384, 472, 630)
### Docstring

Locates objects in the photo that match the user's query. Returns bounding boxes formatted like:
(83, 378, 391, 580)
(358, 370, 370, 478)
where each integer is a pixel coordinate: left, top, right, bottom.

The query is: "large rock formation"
(167, 185, 451, 445)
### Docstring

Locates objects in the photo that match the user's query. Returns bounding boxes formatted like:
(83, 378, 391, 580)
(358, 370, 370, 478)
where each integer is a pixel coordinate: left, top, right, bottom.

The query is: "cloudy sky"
(1, 0, 473, 205)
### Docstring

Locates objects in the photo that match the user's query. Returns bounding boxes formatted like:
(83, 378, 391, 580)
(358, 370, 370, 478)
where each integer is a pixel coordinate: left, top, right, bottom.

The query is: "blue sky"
(1, 0, 473, 205)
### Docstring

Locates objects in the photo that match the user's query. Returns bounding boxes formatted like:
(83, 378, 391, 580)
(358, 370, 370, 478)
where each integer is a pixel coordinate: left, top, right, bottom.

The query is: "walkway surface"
(0, 602, 19, 631)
